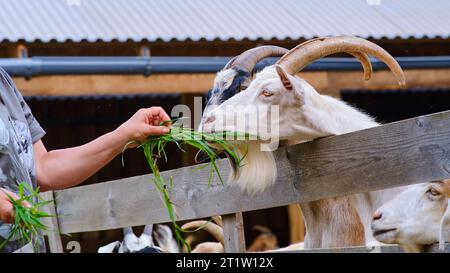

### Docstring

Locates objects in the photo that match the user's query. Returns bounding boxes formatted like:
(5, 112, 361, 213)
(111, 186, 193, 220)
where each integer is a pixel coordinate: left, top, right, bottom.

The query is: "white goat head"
(198, 46, 287, 189)
(371, 179, 450, 252)
(202, 36, 405, 194)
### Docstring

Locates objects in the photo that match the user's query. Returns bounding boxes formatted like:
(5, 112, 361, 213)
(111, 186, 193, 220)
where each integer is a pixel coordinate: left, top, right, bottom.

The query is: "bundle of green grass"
(134, 120, 247, 251)
(0, 182, 53, 252)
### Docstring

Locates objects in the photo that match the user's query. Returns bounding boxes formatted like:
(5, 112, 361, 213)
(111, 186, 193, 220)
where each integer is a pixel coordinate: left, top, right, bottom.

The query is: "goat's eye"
(239, 85, 248, 92)
(261, 89, 273, 97)
(427, 187, 441, 197)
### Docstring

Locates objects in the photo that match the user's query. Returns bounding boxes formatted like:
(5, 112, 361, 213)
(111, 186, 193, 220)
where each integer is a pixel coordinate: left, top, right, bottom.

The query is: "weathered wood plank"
(288, 110, 450, 199)
(40, 191, 64, 253)
(55, 110, 450, 234)
(223, 213, 246, 253)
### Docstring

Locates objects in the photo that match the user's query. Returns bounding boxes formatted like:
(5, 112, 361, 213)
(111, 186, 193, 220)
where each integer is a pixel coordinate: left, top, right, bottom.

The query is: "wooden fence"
(42, 110, 450, 253)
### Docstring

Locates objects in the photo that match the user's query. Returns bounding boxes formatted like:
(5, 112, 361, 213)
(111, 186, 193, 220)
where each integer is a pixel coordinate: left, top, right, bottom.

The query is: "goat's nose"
(204, 115, 216, 124)
(372, 211, 383, 221)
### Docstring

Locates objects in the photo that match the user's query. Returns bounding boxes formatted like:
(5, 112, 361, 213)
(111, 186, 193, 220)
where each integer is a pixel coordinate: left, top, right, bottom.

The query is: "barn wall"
(13, 68, 450, 98)
(342, 88, 450, 123)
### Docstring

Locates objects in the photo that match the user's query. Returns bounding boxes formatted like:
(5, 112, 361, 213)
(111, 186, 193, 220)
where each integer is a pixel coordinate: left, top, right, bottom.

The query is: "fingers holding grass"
(145, 125, 170, 136)
(0, 189, 32, 224)
(0, 183, 54, 252)
(147, 107, 172, 127)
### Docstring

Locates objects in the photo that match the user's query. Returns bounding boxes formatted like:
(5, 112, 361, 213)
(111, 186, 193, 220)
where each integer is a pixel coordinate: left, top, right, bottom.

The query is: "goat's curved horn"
(276, 36, 405, 86)
(350, 52, 372, 81)
(182, 221, 224, 245)
(224, 56, 239, 70)
(123, 227, 134, 236)
(212, 216, 223, 227)
(279, 37, 372, 81)
(227, 45, 289, 73)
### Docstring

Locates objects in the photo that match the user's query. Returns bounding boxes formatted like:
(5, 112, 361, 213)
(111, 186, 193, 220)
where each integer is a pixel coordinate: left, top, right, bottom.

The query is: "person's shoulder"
(0, 67, 22, 100)
(0, 67, 15, 88)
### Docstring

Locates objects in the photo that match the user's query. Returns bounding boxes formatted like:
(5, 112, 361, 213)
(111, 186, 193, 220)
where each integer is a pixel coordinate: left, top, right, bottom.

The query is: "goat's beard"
(228, 142, 277, 195)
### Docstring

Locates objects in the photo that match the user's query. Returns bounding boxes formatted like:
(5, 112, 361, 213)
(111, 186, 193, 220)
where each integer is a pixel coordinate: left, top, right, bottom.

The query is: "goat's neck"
(291, 94, 379, 141)
(310, 95, 411, 243)
(290, 93, 409, 245)
(301, 198, 365, 248)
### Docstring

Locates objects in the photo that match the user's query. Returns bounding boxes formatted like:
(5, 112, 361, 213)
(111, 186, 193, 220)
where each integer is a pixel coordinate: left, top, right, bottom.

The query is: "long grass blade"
(131, 124, 246, 252)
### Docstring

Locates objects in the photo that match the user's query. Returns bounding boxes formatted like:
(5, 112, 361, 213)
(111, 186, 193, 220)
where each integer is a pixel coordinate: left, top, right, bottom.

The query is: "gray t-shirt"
(0, 68, 46, 253)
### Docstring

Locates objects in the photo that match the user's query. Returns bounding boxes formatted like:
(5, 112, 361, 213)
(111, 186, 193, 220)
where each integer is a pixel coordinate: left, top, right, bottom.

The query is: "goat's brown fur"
(301, 197, 365, 248)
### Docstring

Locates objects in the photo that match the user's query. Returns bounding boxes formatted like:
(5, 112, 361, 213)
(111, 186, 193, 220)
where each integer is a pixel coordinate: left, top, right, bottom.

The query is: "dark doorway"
(342, 88, 450, 123)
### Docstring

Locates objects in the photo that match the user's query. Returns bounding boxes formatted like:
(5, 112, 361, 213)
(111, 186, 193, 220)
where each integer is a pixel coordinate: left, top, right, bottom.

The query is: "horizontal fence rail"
(53, 110, 450, 234)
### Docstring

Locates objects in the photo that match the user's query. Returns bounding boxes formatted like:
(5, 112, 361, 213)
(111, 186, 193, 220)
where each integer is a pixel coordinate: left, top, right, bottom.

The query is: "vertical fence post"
(41, 191, 64, 253)
(222, 212, 246, 253)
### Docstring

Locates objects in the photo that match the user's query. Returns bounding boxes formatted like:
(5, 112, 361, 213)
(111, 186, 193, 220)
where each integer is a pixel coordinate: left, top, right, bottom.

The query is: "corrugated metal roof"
(0, 0, 449, 43)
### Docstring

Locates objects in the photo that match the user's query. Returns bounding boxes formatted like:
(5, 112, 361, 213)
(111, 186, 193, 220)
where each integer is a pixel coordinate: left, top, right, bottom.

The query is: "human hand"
(0, 189, 30, 224)
(115, 107, 171, 146)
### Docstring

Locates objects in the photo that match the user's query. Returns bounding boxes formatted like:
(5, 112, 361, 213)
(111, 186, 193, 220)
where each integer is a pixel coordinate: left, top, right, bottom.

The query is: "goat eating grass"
(200, 36, 408, 248)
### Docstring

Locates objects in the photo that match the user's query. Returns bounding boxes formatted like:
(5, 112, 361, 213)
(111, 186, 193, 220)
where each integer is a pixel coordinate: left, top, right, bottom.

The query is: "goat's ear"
(98, 241, 121, 253)
(439, 199, 450, 251)
(275, 65, 293, 91)
(142, 224, 153, 236)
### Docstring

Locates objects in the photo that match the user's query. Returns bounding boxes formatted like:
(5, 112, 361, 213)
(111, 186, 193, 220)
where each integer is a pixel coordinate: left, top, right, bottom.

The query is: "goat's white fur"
(154, 225, 180, 253)
(229, 142, 277, 195)
(98, 241, 121, 253)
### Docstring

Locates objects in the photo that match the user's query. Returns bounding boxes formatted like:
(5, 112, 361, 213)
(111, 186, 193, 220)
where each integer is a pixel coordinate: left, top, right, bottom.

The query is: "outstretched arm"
(34, 107, 171, 191)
